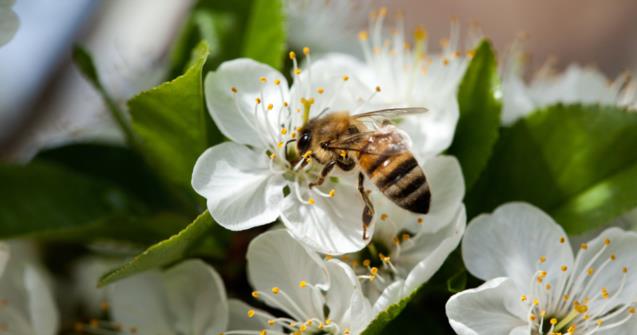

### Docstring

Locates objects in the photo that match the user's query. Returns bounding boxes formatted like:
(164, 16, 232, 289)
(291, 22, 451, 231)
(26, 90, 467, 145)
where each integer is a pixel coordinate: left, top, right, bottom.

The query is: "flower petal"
(0, 243, 8, 277)
(401, 205, 467, 295)
(422, 155, 465, 233)
(205, 58, 289, 147)
(25, 266, 59, 335)
(227, 299, 281, 332)
(162, 260, 228, 335)
(192, 142, 285, 231)
(575, 228, 637, 310)
(109, 272, 175, 335)
(280, 178, 369, 255)
(0, 3, 19, 47)
(446, 277, 529, 335)
(247, 230, 328, 321)
(325, 260, 373, 333)
(462, 202, 574, 291)
(372, 279, 404, 314)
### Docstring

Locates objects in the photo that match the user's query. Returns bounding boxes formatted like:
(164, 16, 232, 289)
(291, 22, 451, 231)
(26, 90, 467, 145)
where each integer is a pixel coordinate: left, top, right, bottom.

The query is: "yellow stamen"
(342, 75, 350, 81)
(303, 47, 310, 55)
(289, 51, 296, 59)
(271, 287, 280, 294)
(252, 291, 260, 298)
(308, 198, 315, 205)
(299, 280, 307, 288)
(328, 189, 336, 198)
(259, 76, 267, 83)
(230, 86, 238, 93)
(248, 309, 256, 318)
(281, 127, 288, 135)
(358, 31, 369, 41)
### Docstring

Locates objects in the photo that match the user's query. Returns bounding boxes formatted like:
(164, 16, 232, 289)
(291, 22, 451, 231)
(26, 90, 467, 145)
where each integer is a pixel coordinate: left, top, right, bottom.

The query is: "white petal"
(0, 305, 33, 335)
(247, 230, 328, 320)
(575, 228, 637, 309)
(0, 4, 18, 47)
(280, 178, 370, 255)
(227, 299, 281, 332)
(205, 59, 289, 147)
(501, 73, 534, 126)
(71, 257, 119, 316)
(192, 142, 285, 231)
(109, 272, 175, 335)
(163, 260, 228, 335)
(401, 205, 467, 295)
(25, 266, 59, 335)
(462, 202, 574, 291)
(372, 279, 404, 314)
(446, 277, 529, 335)
(422, 155, 465, 233)
(325, 260, 373, 332)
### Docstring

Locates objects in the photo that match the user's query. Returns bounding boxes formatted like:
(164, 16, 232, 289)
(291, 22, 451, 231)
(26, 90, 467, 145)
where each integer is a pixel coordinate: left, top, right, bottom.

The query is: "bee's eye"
(298, 131, 312, 152)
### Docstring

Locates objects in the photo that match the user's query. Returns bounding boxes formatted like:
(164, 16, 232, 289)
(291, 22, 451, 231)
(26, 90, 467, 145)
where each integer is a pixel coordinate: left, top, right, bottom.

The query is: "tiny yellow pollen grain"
(623, 266, 629, 273)
(248, 309, 256, 318)
(294, 68, 301, 75)
(284, 101, 289, 107)
(575, 303, 588, 313)
(317, 87, 325, 94)
(587, 267, 594, 276)
(303, 47, 310, 55)
(375, 85, 382, 92)
(342, 75, 350, 81)
(268, 319, 276, 326)
(328, 189, 336, 198)
(610, 253, 617, 261)
(540, 310, 547, 317)
(299, 324, 307, 332)
(274, 79, 281, 85)
(325, 319, 331, 325)
(259, 76, 267, 83)
(289, 51, 296, 59)
(277, 141, 284, 148)
(539, 256, 547, 263)
(533, 298, 539, 306)
(270, 153, 276, 160)
(230, 86, 238, 94)
(596, 319, 603, 326)
(560, 236, 566, 244)
(308, 198, 316, 205)
(358, 30, 369, 41)
(271, 287, 280, 295)
(580, 243, 588, 250)
(520, 295, 527, 302)
(604, 238, 611, 246)
(256, 97, 261, 104)
(281, 127, 288, 135)
(343, 328, 351, 335)
(299, 280, 307, 288)
(561, 265, 568, 272)
(267, 103, 274, 110)
(563, 294, 570, 301)
(545, 283, 552, 290)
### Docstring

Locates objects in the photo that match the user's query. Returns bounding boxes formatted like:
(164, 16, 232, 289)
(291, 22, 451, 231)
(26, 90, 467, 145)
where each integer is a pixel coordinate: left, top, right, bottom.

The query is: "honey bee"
(295, 107, 431, 240)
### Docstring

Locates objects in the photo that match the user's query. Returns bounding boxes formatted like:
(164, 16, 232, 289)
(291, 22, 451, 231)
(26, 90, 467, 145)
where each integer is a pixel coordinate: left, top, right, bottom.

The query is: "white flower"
(446, 203, 637, 335)
(0, 242, 59, 335)
(193, 54, 382, 255)
(0, 0, 19, 47)
(285, 0, 369, 56)
(107, 259, 277, 335)
(236, 229, 373, 335)
(501, 41, 637, 126)
(344, 156, 466, 310)
(317, 11, 481, 162)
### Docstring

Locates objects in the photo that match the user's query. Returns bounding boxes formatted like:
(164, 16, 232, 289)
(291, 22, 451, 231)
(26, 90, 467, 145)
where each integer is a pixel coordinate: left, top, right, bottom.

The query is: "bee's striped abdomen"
(358, 150, 431, 214)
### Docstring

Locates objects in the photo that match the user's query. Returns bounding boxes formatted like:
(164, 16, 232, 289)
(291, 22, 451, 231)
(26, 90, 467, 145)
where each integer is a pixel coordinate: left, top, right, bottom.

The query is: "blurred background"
(1, 0, 636, 159)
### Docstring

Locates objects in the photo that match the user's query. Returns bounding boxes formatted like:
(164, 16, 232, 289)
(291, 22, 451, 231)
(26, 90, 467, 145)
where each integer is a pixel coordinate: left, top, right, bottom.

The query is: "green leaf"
(447, 40, 502, 190)
(129, 41, 209, 194)
(0, 161, 145, 238)
(362, 290, 417, 335)
(241, 0, 286, 69)
(98, 211, 215, 287)
(72, 45, 101, 89)
(467, 104, 637, 233)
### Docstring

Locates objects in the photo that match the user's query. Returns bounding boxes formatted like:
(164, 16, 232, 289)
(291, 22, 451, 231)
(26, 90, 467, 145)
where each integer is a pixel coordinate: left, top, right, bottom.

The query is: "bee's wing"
(353, 107, 428, 126)
(325, 126, 411, 155)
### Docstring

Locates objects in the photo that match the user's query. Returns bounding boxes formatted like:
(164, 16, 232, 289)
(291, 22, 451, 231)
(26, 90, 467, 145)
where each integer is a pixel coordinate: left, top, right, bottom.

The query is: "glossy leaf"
(241, 0, 286, 69)
(129, 41, 209, 194)
(447, 40, 502, 190)
(467, 104, 637, 233)
(98, 211, 214, 287)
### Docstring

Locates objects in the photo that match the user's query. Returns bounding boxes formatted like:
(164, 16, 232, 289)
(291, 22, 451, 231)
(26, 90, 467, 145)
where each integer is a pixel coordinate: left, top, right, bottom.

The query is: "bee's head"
(297, 126, 312, 155)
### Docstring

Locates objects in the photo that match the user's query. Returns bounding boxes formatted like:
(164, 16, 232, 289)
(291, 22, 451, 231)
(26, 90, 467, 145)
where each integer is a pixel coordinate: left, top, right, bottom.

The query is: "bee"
(295, 107, 431, 240)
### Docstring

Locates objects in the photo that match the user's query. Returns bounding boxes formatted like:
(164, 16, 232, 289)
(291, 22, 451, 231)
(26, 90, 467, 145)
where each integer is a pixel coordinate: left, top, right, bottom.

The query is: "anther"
(274, 79, 281, 86)
(375, 85, 382, 92)
(539, 256, 547, 263)
(604, 238, 611, 246)
(281, 128, 288, 135)
(259, 76, 267, 83)
(380, 213, 388, 221)
(601, 288, 609, 299)
(623, 266, 629, 273)
(267, 103, 274, 110)
(533, 298, 539, 306)
(580, 243, 588, 250)
(256, 97, 261, 104)
(342, 75, 350, 81)
(268, 319, 276, 326)
(358, 31, 369, 41)
(629, 307, 636, 314)
(271, 287, 280, 294)
(466, 50, 476, 58)
(561, 265, 568, 272)
(308, 198, 315, 205)
(317, 87, 325, 94)
(328, 189, 336, 198)
(550, 318, 558, 325)
(560, 237, 566, 244)
(529, 314, 537, 321)
(362, 259, 371, 267)
(303, 47, 310, 55)
(521, 295, 527, 302)
(259, 330, 267, 335)
(294, 68, 301, 75)
(402, 233, 410, 241)
(611, 253, 617, 261)
(289, 51, 296, 59)
(299, 280, 307, 288)
(417, 217, 424, 224)
(413, 26, 427, 41)
(248, 309, 256, 318)
(443, 58, 450, 66)
(230, 86, 238, 94)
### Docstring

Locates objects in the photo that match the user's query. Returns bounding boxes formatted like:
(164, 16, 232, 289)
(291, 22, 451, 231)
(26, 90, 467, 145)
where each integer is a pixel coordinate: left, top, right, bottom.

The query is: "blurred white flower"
(501, 40, 637, 126)
(0, 0, 19, 47)
(239, 230, 373, 335)
(107, 259, 276, 335)
(446, 203, 637, 335)
(0, 242, 59, 335)
(285, 0, 369, 56)
(316, 10, 481, 162)
(194, 55, 379, 255)
(343, 156, 466, 311)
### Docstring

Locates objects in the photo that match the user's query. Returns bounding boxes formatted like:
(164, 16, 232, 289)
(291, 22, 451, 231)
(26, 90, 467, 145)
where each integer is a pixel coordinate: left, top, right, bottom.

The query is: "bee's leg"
(358, 172, 374, 240)
(309, 160, 337, 189)
(336, 157, 356, 171)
